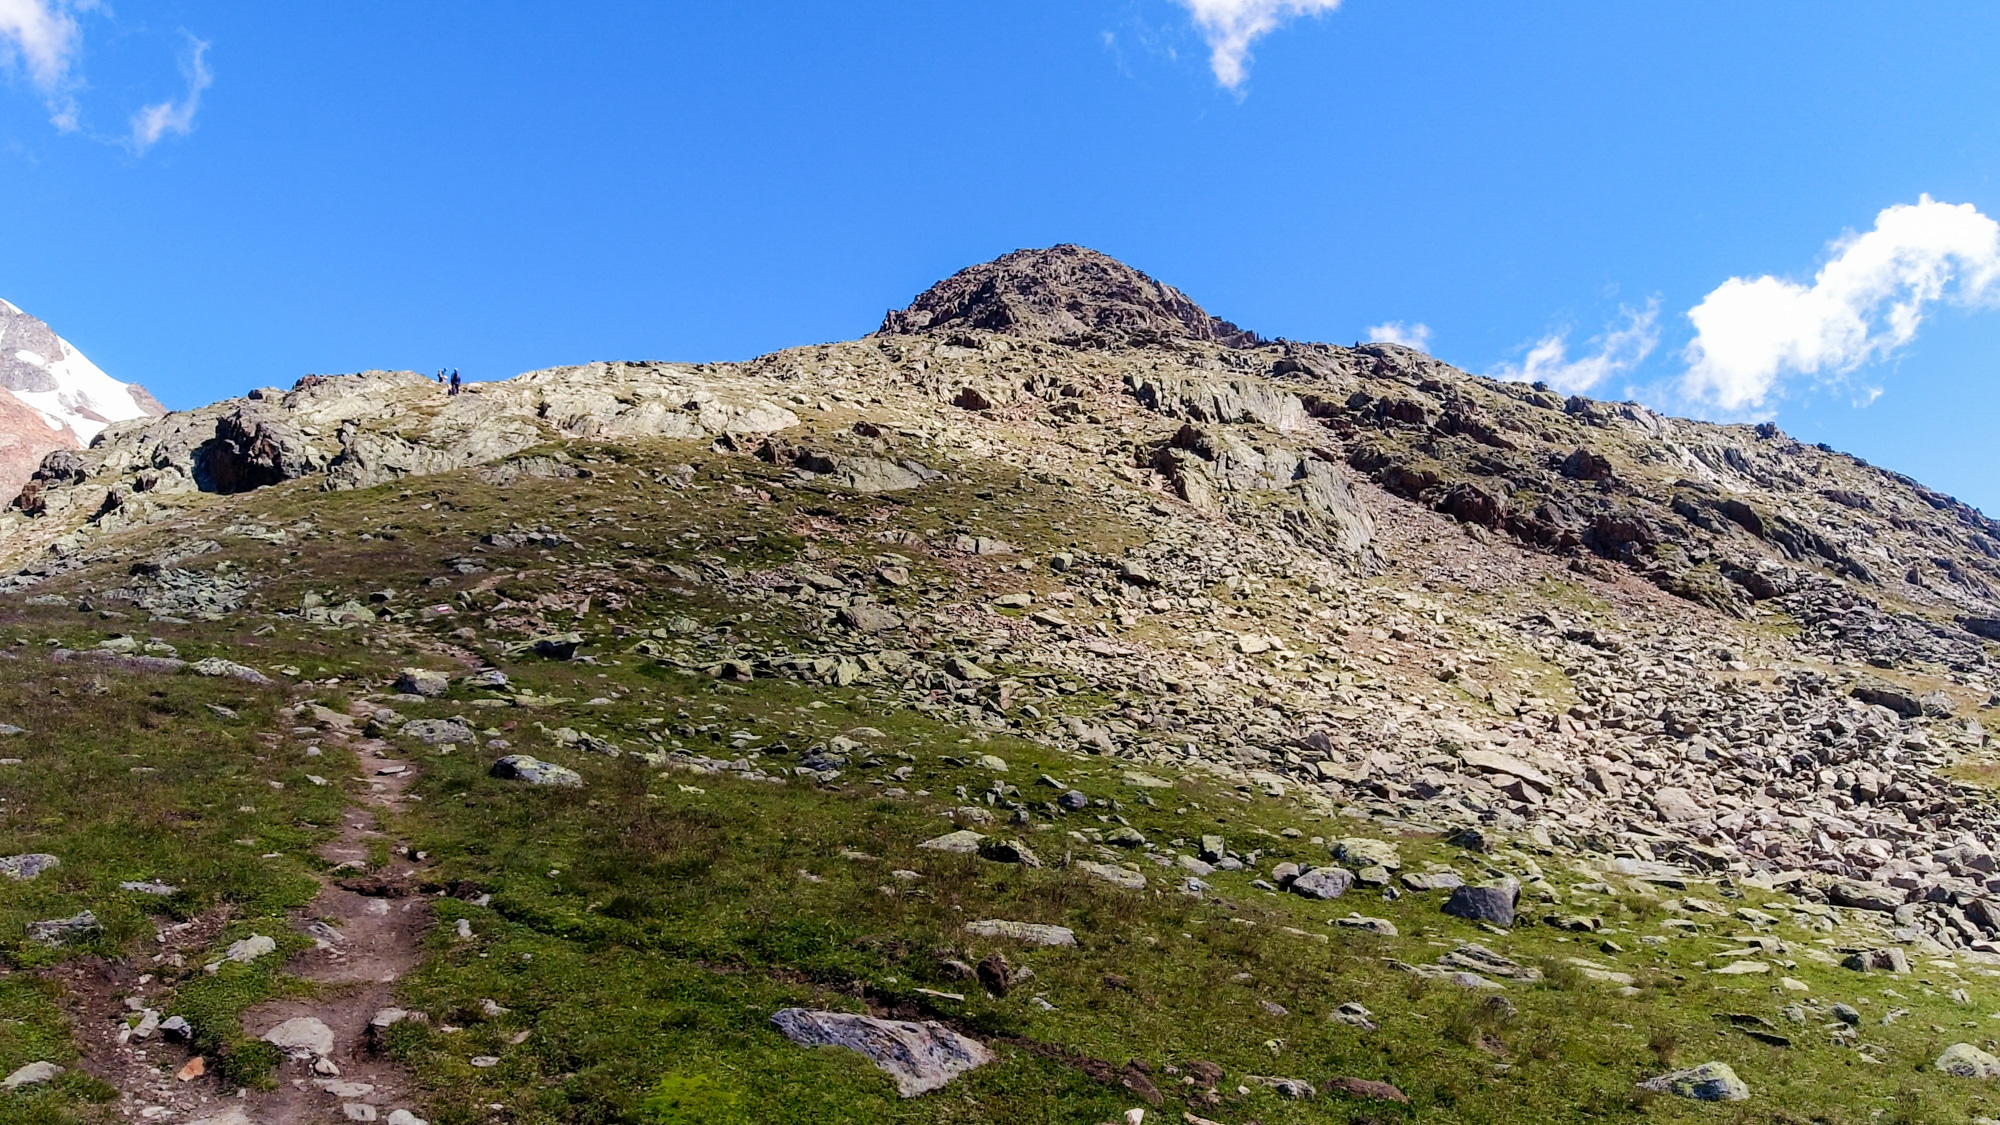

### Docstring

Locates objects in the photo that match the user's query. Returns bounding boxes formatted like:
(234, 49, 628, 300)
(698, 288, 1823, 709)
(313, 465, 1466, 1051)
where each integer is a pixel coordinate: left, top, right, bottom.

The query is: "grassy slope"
(1, 441, 1998, 1124)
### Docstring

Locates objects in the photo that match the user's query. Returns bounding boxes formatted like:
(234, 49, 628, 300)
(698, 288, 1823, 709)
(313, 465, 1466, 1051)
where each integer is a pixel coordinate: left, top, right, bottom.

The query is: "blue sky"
(4, 3, 2000, 509)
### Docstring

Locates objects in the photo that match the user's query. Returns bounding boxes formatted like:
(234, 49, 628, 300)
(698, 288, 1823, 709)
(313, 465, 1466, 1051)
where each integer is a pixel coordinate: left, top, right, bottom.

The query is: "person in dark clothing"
(449, 369, 461, 396)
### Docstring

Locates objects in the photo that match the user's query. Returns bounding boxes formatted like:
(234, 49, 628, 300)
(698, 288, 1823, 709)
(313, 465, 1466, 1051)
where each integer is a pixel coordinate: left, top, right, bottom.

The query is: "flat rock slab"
(262, 1016, 335, 1059)
(406, 719, 475, 746)
(0, 853, 58, 879)
(1073, 861, 1146, 890)
(964, 919, 1077, 946)
(917, 830, 984, 854)
(770, 1008, 994, 1097)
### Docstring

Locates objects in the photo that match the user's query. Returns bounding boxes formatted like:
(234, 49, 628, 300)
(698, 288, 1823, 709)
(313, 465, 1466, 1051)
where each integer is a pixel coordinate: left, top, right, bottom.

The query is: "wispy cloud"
(1365, 320, 1431, 350)
(1170, 0, 1341, 89)
(1680, 195, 2000, 412)
(1492, 301, 1660, 395)
(0, 0, 85, 129)
(129, 35, 210, 152)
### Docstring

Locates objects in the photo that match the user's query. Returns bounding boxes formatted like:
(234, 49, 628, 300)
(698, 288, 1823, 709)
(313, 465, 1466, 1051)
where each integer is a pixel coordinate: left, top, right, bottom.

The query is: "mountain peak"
(0, 299, 165, 492)
(877, 244, 1264, 349)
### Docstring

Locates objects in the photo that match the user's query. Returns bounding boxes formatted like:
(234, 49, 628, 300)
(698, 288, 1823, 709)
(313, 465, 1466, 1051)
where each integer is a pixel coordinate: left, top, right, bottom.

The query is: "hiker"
(449, 369, 461, 396)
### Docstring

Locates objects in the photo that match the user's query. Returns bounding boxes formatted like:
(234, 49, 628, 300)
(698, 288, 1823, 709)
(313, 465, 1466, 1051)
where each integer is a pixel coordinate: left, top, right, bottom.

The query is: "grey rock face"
(769, 1008, 995, 1097)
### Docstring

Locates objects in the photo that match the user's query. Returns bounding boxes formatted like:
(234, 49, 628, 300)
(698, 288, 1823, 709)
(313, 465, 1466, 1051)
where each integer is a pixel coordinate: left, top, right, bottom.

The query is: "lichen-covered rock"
(1937, 1043, 2000, 1079)
(769, 1008, 995, 1097)
(1639, 1062, 1749, 1102)
(489, 755, 582, 787)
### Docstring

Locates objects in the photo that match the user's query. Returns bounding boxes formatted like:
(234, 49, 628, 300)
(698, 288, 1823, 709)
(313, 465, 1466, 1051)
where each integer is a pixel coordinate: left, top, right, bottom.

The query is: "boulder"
(917, 830, 985, 854)
(2, 1061, 61, 1088)
(1332, 838, 1402, 870)
(26, 910, 97, 945)
(963, 920, 1077, 946)
(1073, 861, 1146, 890)
(394, 668, 450, 697)
(489, 755, 583, 787)
(404, 718, 475, 746)
(0, 853, 59, 880)
(769, 1008, 995, 1097)
(839, 604, 904, 634)
(1325, 1076, 1409, 1103)
(1827, 881, 1904, 912)
(1841, 948, 1910, 974)
(1639, 1062, 1749, 1102)
(1443, 881, 1520, 927)
(1937, 1043, 2000, 1079)
(1652, 787, 1706, 822)
(1289, 866, 1355, 900)
(262, 1016, 335, 1059)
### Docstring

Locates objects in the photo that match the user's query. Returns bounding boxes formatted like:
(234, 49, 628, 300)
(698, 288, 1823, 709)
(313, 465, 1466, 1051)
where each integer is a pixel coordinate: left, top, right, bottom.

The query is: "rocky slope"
(0, 300, 165, 496)
(6, 247, 2000, 1122)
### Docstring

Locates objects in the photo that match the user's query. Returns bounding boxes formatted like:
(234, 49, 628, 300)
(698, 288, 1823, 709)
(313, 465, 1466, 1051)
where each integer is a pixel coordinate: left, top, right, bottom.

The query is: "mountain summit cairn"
(877, 244, 1264, 349)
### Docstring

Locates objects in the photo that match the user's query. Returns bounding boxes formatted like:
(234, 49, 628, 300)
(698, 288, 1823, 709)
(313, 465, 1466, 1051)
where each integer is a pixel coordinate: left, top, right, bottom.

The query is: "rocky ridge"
(7, 246, 2000, 961)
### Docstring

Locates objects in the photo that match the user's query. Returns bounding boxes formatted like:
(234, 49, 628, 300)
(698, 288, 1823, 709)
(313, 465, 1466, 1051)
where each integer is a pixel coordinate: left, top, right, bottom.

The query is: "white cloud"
(1492, 302, 1659, 395)
(129, 36, 210, 152)
(1681, 195, 2000, 411)
(0, 0, 84, 128)
(1365, 320, 1431, 349)
(1171, 0, 1341, 89)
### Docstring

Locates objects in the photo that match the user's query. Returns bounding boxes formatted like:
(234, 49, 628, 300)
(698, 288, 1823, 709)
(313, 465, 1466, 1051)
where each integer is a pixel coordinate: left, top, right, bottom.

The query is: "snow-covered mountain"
(0, 300, 165, 495)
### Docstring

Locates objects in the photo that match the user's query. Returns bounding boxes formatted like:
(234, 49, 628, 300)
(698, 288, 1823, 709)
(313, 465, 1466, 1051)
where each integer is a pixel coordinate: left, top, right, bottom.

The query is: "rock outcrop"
(877, 244, 1263, 349)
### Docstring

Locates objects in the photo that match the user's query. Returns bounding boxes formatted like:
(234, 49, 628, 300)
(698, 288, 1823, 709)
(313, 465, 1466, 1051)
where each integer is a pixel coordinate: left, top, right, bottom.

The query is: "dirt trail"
(46, 698, 437, 1124)
(233, 703, 432, 1124)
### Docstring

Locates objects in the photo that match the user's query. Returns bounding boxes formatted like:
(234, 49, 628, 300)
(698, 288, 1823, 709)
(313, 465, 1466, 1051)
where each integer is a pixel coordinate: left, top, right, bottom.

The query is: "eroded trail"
(233, 706, 432, 1125)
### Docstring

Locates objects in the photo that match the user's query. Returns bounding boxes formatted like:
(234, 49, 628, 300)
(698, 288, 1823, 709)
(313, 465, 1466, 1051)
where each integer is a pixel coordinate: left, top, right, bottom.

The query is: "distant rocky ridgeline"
(9, 244, 2000, 644)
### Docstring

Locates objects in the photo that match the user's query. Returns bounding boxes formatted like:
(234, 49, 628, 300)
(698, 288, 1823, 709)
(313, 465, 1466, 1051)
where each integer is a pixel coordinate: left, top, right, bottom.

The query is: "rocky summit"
(7, 248, 2000, 1124)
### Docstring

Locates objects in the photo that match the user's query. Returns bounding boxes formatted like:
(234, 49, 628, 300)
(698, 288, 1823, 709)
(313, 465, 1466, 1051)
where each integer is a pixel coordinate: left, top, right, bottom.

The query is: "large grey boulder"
(1443, 881, 1520, 927)
(769, 1008, 994, 1097)
(1827, 881, 1904, 912)
(2, 1061, 61, 1088)
(1289, 866, 1355, 900)
(394, 668, 451, 697)
(1937, 1042, 2000, 1078)
(262, 1016, 335, 1059)
(489, 755, 582, 787)
(1639, 1062, 1749, 1101)
(405, 718, 475, 746)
